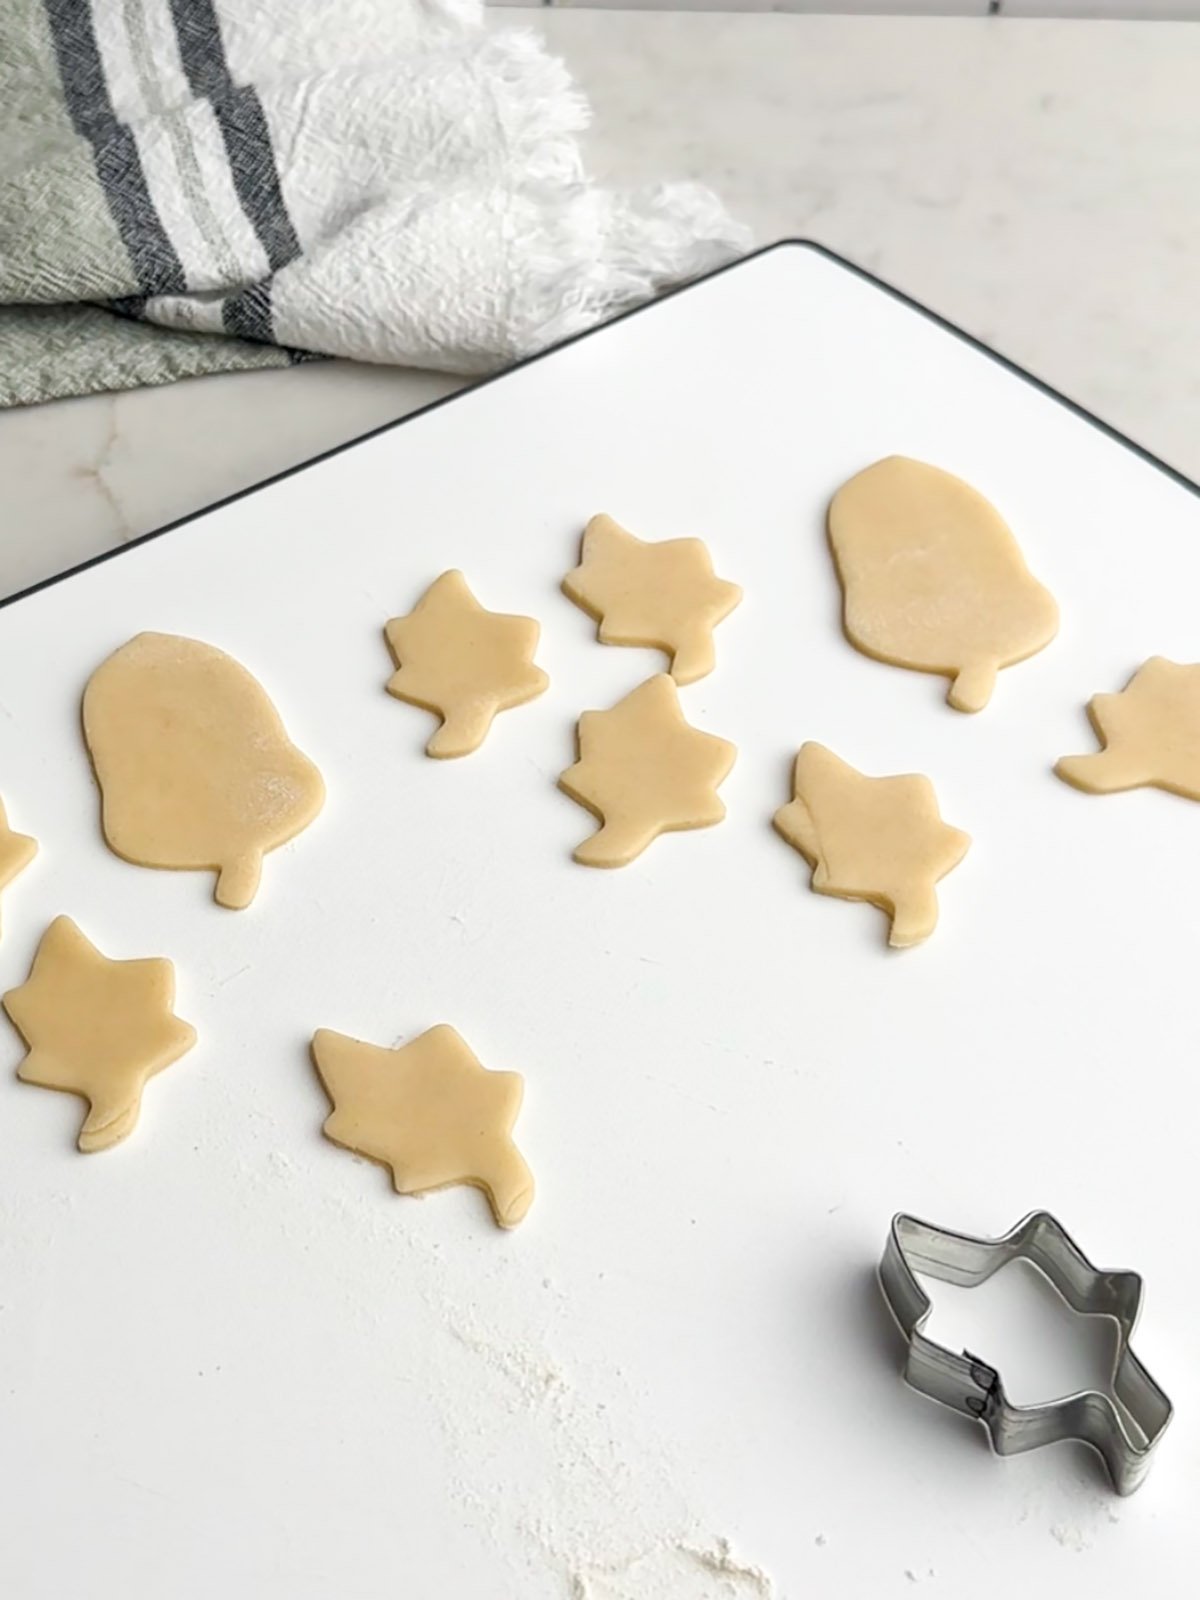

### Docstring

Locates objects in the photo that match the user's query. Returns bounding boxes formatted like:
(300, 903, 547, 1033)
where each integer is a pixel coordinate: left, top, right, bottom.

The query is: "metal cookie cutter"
(879, 1210, 1172, 1495)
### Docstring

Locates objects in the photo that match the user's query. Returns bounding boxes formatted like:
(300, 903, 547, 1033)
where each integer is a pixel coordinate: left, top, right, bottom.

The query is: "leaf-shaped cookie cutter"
(878, 1210, 1172, 1495)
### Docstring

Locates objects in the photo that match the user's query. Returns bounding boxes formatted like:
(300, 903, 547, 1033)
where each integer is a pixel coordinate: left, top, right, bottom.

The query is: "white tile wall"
(1003, 0, 1200, 14)
(490, 0, 1200, 16)
(547, 0, 992, 12)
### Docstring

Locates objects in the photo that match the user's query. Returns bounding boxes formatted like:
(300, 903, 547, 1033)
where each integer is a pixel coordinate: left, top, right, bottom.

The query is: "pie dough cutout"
(774, 743, 970, 947)
(3, 916, 197, 1151)
(385, 570, 549, 757)
(562, 513, 742, 684)
(312, 1024, 534, 1229)
(828, 456, 1058, 712)
(559, 674, 736, 867)
(83, 632, 325, 909)
(0, 798, 37, 938)
(1056, 657, 1200, 798)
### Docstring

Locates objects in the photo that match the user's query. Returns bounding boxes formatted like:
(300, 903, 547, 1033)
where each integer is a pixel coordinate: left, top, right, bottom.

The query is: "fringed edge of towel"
(508, 180, 754, 359)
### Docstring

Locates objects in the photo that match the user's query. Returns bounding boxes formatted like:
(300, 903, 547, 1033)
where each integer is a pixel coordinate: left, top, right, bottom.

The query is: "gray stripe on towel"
(221, 279, 274, 345)
(41, 0, 187, 295)
(124, 0, 242, 285)
(168, 0, 301, 277)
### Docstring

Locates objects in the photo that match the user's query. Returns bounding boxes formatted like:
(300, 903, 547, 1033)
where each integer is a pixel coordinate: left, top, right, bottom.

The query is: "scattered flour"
(429, 1285, 776, 1597)
(244, 1138, 778, 1596)
(569, 1537, 773, 1599)
(1050, 1523, 1089, 1553)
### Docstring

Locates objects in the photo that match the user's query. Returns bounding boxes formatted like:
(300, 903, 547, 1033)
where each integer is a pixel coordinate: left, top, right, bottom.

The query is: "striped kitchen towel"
(0, 0, 749, 406)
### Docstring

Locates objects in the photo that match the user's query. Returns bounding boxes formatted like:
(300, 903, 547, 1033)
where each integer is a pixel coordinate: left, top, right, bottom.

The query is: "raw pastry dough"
(3, 916, 196, 1152)
(562, 513, 742, 684)
(83, 632, 324, 909)
(827, 456, 1058, 712)
(0, 798, 36, 937)
(559, 674, 736, 867)
(1056, 657, 1200, 798)
(774, 743, 970, 947)
(312, 1024, 534, 1229)
(385, 570, 549, 757)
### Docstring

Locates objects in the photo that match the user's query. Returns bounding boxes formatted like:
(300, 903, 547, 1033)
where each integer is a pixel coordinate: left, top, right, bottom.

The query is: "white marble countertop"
(4, 13, 1199, 602)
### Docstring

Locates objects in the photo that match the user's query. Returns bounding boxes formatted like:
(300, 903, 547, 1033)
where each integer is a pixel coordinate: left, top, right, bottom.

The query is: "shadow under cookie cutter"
(878, 1210, 1173, 1495)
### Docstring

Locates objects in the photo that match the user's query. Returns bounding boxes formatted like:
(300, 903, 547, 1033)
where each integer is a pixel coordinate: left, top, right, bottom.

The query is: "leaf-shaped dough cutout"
(4, 916, 196, 1152)
(384, 571, 549, 758)
(774, 743, 970, 947)
(828, 456, 1058, 712)
(83, 632, 324, 908)
(559, 675, 736, 867)
(1056, 657, 1200, 798)
(0, 797, 37, 939)
(562, 514, 742, 684)
(312, 1024, 534, 1229)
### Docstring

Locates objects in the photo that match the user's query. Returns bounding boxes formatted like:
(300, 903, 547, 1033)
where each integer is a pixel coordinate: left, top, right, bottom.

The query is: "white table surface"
(2, 14, 1199, 603)
(2, 241, 1196, 1600)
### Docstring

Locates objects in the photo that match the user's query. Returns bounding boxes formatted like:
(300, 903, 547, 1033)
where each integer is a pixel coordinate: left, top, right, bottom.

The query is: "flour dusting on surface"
(235, 1137, 777, 1597)
(569, 1536, 774, 1599)
(1050, 1523, 1089, 1553)
(431, 1276, 775, 1596)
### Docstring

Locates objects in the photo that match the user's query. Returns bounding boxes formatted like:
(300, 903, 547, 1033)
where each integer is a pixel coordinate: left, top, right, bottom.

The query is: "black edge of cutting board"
(4, 239, 1196, 618)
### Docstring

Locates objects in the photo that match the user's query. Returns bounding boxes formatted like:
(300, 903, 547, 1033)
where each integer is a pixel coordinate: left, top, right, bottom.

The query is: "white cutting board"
(0, 244, 1194, 1599)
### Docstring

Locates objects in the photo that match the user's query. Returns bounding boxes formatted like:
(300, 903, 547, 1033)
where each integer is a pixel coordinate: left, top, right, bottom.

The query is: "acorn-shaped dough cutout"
(828, 457, 1058, 712)
(1056, 657, 1200, 798)
(83, 632, 324, 909)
